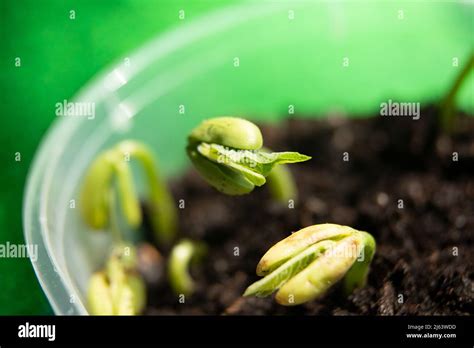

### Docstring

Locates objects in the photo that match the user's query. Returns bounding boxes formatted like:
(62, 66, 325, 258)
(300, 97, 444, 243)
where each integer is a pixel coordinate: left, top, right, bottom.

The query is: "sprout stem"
(266, 163, 297, 204)
(108, 189, 123, 243)
(439, 52, 474, 133)
(80, 140, 177, 245)
(168, 239, 207, 296)
(117, 141, 177, 245)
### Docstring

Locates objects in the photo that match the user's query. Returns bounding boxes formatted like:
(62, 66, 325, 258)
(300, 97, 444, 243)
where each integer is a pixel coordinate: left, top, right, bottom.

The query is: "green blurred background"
(1, 0, 238, 315)
(1, 0, 472, 315)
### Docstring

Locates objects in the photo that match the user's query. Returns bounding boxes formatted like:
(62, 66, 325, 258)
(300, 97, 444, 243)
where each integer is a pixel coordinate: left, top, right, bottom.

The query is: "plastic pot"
(23, 1, 473, 314)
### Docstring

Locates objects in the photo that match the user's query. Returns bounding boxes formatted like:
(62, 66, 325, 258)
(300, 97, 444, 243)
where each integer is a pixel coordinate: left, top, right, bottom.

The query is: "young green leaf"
(196, 143, 267, 186)
(187, 147, 255, 195)
(187, 117, 311, 197)
(243, 240, 336, 297)
(197, 143, 310, 180)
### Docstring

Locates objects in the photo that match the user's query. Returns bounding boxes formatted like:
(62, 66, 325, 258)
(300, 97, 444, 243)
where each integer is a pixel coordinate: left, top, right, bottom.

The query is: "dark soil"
(145, 109, 474, 315)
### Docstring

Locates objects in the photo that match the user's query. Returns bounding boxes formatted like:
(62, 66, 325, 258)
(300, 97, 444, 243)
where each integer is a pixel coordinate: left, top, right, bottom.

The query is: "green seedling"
(168, 239, 207, 296)
(243, 223, 376, 306)
(187, 117, 311, 197)
(88, 243, 146, 315)
(439, 52, 474, 133)
(80, 140, 177, 245)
